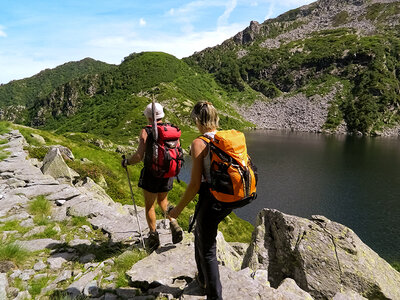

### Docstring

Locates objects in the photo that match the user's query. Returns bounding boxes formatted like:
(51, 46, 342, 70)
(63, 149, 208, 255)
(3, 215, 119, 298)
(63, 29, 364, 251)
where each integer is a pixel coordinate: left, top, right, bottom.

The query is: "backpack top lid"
(208, 130, 248, 168)
(146, 123, 181, 141)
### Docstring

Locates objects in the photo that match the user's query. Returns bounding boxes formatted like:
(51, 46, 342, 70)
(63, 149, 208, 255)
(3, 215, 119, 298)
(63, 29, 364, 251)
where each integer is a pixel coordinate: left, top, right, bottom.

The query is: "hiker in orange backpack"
(169, 101, 257, 300)
(122, 102, 183, 253)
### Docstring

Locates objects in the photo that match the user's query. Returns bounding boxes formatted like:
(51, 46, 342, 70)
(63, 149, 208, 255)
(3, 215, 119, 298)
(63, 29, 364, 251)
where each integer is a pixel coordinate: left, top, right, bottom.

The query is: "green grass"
(0, 242, 30, 264)
(29, 276, 51, 298)
(0, 122, 10, 160)
(0, 149, 9, 161)
(24, 145, 49, 160)
(71, 216, 91, 227)
(29, 195, 52, 225)
(113, 249, 148, 288)
(0, 121, 11, 134)
(391, 261, 400, 272)
(0, 220, 31, 236)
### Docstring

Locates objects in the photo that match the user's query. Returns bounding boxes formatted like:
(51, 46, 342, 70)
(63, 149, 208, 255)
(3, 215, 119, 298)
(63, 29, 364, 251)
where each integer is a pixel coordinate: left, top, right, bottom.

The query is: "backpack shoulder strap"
(198, 135, 210, 144)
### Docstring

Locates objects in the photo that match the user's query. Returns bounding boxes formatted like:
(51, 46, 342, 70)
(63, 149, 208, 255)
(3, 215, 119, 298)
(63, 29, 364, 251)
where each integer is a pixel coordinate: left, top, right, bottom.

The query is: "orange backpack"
(200, 130, 257, 208)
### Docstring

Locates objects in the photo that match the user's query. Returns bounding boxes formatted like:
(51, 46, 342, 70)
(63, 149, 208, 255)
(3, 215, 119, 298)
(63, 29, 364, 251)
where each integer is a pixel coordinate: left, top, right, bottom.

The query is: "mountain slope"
(0, 58, 116, 123)
(185, 0, 400, 135)
(26, 52, 252, 144)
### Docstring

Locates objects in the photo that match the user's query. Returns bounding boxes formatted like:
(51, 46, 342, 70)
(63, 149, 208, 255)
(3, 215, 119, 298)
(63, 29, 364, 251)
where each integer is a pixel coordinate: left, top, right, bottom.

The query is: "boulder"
(30, 133, 46, 145)
(66, 264, 103, 297)
(75, 177, 114, 205)
(126, 243, 197, 290)
(51, 145, 75, 161)
(0, 273, 8, 300)
(40, 147, 76, 184)
(216, 231, 243, 271)
(242, 209, 400, 299)
(16, 239, 61, 252)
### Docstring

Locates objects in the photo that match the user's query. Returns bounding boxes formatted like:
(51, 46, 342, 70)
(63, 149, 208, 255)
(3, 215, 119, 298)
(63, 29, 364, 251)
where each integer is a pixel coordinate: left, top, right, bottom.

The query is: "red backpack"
(144, 123, 184, 178)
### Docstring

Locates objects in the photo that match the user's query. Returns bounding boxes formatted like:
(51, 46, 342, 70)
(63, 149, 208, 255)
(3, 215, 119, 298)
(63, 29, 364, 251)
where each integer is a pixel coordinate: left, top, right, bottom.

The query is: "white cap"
(143, 102, 165, 119)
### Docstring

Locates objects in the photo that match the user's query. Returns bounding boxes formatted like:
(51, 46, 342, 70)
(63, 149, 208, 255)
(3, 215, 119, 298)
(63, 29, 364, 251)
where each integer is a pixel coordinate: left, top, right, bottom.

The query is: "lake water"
(180, 130, 400, 262)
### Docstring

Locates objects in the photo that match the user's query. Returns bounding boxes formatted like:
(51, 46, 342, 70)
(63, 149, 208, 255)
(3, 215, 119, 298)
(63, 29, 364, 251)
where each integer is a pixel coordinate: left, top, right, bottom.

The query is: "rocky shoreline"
(237, 93, 400, 137)
(1, 129, 400, 299)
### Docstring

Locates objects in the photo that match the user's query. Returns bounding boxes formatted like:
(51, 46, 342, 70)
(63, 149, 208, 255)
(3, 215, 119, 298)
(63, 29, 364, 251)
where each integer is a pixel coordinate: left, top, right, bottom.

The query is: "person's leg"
(143, 189, 158, 232)
(157, 191, 169, 215)
(158, 191, 183, 244)
(195, 197, 232, 300)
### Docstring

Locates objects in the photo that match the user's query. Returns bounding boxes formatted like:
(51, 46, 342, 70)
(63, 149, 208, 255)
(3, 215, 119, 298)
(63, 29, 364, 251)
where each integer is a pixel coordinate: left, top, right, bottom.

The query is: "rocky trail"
(1, 129, 399, 299)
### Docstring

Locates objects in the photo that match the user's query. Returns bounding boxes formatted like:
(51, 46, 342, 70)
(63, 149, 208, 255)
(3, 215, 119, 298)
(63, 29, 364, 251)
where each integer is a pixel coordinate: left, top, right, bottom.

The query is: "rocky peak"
(233, 20, 261, 45)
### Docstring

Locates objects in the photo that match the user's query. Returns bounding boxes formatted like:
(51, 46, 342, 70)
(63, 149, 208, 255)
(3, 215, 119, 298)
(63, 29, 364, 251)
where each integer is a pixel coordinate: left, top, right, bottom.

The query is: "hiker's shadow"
(49, 239, 137, 263)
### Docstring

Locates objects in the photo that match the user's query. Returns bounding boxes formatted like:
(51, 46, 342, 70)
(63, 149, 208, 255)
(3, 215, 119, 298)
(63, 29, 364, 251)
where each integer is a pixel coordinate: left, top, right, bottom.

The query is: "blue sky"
(0, 0, 314, 84)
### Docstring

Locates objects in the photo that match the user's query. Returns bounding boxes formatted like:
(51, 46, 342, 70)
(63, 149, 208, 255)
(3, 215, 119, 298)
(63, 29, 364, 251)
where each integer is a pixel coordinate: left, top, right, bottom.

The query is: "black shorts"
(138, 168, 174, 193)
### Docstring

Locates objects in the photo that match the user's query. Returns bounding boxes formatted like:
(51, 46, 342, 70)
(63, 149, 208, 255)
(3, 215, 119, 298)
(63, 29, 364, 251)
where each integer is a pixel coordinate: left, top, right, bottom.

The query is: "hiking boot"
(195, 272, 206, 291)
(170, 218, 183, 244)
(146, 231, 160, 253)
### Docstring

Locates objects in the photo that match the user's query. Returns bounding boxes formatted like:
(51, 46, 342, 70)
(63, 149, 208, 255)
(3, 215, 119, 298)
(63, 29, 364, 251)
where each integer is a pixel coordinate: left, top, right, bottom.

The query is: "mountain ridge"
(1, 0, 399, 136)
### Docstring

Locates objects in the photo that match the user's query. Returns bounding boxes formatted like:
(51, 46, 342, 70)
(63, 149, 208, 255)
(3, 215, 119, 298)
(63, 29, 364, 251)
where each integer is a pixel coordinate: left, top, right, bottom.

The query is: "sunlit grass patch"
(0, 121, 11, 135)
(0, 242, 30, 264)
(0, 220, 31, 236)
(113, 249, 148, 288)
(29, 196, 52, 225)
(29, 275, 52, 298)
(71, 216, 91, 227)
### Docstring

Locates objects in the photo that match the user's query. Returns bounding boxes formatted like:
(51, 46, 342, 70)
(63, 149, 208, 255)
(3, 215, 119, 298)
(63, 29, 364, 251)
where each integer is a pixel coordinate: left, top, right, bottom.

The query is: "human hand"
(168, 207, 180, 219)
(121, 157, 129, 168)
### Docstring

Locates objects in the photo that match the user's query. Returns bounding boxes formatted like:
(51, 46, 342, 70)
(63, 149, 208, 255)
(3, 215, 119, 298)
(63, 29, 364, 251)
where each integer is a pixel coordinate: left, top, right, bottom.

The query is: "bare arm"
(127, 128, 147, 165)
(168, 138, 206, 218)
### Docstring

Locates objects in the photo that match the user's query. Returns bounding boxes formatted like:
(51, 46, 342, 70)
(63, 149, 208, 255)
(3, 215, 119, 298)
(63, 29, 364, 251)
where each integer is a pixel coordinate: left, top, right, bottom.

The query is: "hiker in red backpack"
(169, 101, 233, 300)
(122, 102, 183, 252)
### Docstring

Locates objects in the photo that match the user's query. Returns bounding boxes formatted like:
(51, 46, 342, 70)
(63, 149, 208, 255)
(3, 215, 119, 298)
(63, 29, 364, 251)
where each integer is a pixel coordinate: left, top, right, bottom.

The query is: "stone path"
(0, 130, 154, 245)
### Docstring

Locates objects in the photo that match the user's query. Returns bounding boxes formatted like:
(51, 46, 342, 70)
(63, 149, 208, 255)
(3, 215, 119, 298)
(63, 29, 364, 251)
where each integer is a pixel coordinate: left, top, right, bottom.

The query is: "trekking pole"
(122, 155, 146, 249)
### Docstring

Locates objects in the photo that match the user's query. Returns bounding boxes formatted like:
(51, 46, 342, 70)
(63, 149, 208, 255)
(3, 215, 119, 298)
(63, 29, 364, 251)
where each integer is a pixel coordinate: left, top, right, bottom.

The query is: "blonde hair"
(191, 101, 219, 131)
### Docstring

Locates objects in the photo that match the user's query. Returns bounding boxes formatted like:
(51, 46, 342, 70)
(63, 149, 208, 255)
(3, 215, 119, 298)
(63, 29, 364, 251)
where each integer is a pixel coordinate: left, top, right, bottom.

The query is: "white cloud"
(0, 26, 7, 38)
(0, 55, 61, 84)
(86, 22, 244, 60)
(265, 3, 275, 20)
(217, 0, 238, 27)
(139, 18, 146, 27)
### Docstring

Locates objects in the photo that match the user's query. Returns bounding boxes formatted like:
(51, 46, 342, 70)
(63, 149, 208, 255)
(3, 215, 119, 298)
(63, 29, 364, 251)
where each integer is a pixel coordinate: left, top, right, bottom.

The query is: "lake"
(180, 130, 400, 262)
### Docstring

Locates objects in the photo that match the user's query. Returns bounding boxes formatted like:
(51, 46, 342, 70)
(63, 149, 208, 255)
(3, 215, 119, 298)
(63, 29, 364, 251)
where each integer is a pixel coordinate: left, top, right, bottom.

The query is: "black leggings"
(194, 184, 232, 300)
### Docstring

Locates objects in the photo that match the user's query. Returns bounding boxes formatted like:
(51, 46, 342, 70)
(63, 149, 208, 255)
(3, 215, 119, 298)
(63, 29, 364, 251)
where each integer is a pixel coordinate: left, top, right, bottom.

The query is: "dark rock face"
(242, 209, 400, 299)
